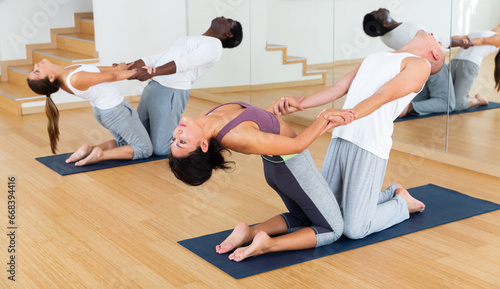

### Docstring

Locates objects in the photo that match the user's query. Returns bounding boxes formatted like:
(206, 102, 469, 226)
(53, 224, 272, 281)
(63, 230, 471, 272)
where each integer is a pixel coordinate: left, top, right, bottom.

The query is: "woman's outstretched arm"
(222, 109, 355, 156)
(69, 64, 137, 91)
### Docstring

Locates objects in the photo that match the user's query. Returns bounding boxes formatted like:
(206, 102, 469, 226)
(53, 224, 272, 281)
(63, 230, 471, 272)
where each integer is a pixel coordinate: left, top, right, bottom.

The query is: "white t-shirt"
(65, 65, 123, 109)
(332, 52, 426, 159)
(453, 30, 498, 66)
(381, 22, 450, 50)
(141, 35, 223, 90)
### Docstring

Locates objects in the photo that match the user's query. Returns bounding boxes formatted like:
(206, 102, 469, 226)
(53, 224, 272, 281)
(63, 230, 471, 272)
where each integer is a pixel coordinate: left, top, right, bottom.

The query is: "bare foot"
(75, 147, 104, 166)
(395, 184, 425, 213)
(475, 94, 488, 106)
(216, 222, 251, 254)
(228, 231, 271, 262)
(66, 144, 92, 163)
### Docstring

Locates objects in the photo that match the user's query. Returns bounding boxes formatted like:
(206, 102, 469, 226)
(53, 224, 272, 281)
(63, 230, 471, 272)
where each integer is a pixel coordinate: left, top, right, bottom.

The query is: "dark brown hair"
(27, 77, 61, 153)
(494, 49, 500, 92)
(169, 139, 234, 186)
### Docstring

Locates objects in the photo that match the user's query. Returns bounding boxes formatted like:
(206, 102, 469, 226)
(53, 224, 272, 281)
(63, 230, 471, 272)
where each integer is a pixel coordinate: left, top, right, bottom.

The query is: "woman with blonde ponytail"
(27, 59, 153, 166)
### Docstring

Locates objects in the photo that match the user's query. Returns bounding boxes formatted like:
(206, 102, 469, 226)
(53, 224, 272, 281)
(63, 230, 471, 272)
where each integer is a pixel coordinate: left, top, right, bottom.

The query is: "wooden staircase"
(0, 12, 98, 115)
(265, 42, 326, 85)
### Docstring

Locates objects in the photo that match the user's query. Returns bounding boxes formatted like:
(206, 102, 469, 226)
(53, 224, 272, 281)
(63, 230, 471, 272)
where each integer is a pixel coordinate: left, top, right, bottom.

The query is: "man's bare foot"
(75, 147, 104, 166)
(395, 184, 425, 213)
(216, 222, 251, 254)
(66, 144, 92, 163)
(475, 94, 488, 106)
(228, 231, 271, 262)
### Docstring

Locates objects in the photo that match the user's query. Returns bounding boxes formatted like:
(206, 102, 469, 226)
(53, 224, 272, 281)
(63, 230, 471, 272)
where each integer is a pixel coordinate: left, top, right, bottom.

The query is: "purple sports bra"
(205, 102, 281, 144)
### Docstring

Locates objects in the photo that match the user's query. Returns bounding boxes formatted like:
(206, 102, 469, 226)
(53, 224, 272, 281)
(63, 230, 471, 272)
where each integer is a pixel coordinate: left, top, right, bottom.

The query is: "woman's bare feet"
(66, 144, 92, 163)
(228, 231, 271, 262)
(475, 94, 489, 106)
(216, 222, 251, 254)
(75, 147, 104, 166)
(395, 184, 425, 213)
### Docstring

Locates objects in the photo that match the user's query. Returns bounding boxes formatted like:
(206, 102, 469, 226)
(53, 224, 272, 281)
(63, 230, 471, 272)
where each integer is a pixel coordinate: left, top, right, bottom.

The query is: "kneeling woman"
(27, 59, 153, 166)
(169, 101, 355, 262)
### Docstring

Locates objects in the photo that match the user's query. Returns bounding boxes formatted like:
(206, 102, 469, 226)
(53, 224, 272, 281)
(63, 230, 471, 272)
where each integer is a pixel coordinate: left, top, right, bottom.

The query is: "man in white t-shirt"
(363, 8, 471, 117)
(127, 17, 243, 156)
(277, 30, 444, 239)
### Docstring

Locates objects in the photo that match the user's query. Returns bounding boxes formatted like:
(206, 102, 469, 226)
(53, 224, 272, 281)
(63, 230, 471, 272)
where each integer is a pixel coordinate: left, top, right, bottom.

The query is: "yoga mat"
(178, 184, 500, 279)
(395, 101, 500, 122)
(36, 153, 168, 175)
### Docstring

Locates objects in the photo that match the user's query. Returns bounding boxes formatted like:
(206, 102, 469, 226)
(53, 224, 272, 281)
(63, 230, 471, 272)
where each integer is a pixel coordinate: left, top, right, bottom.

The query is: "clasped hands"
(271, 96, 357, 134)
(112, 62, 157, 81)
(128, 65, 156, 81)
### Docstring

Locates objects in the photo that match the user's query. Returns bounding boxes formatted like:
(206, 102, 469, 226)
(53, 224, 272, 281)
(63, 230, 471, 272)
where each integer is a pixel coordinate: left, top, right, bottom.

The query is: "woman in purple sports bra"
(169, 101, 355, 262)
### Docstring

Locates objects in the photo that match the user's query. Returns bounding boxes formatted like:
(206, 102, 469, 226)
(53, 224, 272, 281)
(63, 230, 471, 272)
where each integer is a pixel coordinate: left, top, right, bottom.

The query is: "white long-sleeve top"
(141, 35, 223, 90)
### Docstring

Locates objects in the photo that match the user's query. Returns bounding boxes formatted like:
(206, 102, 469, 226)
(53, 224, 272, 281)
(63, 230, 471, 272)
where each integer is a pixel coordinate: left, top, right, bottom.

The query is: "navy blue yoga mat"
(395, 101, 500, 122)
(36, 153, 168, 175)
(178, 184, 500, 279)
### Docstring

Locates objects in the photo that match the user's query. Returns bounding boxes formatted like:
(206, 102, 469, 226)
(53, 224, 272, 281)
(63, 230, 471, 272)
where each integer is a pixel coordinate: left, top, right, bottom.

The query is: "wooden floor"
(0, 96, 499, 288)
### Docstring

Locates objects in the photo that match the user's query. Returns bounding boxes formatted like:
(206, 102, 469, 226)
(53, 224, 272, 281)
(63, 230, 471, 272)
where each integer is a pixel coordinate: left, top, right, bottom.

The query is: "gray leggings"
(450, 59, 480, 112)
(321, 138, 409, 239)
(137, 80, 190, 156)
(262, 149, 343, 247)
(93, 100, 153, 160)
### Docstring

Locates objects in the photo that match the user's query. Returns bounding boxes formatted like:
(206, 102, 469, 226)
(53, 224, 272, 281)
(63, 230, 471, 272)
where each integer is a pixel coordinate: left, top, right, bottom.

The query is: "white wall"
(266, 0, 334, 65)
(0, 0, 93, 62)
(452, 0, 500, 35)
(92, 0, 187, 99)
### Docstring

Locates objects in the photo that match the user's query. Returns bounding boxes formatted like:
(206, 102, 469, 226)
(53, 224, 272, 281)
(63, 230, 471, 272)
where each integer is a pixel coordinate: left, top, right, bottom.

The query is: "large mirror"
(334, 0, 453, 154)
(185, 0, 500, 170)
(448, 0, 500, 165)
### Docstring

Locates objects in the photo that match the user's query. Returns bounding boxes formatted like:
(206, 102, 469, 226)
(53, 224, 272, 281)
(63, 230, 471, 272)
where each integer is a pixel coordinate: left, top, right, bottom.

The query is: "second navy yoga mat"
(36, 153, 168, 176)
(395, 101, 500, 122)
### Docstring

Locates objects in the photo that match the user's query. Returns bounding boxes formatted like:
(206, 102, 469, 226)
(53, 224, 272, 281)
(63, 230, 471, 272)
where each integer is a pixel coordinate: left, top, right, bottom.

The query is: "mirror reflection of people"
(363, 8, 470, 117)
(450, 24, 500, 111)
(169, 101, 356, 261)
(125, 16, 243, 157)
(27, 59, 153, 166)
(277, 30, 444, 239)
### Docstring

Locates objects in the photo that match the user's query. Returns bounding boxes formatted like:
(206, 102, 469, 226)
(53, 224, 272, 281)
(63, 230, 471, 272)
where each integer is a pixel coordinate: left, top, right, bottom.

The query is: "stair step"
(266, 42, 326, 86)
(305, 68, 327, 75)
(285, 56, 306, 63)
(0, 82, 43, 101)
(7, 65, 33, 88)
(56, 33, 96, 57)
(266, 43, 287, 50)
(33, 49, 99, 67)
(80, 17, 94, 35)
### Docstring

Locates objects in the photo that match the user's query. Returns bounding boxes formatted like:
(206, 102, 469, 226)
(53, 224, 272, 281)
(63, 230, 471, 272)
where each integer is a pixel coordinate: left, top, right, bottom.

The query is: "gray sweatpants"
(412, 63, 456, 115)
(93, 100, 153, 160)
(137, 80, 190, 156)
(321, 138, 409, 239)
(450, 59, 480, 112)
(263, 149, 344, 247)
